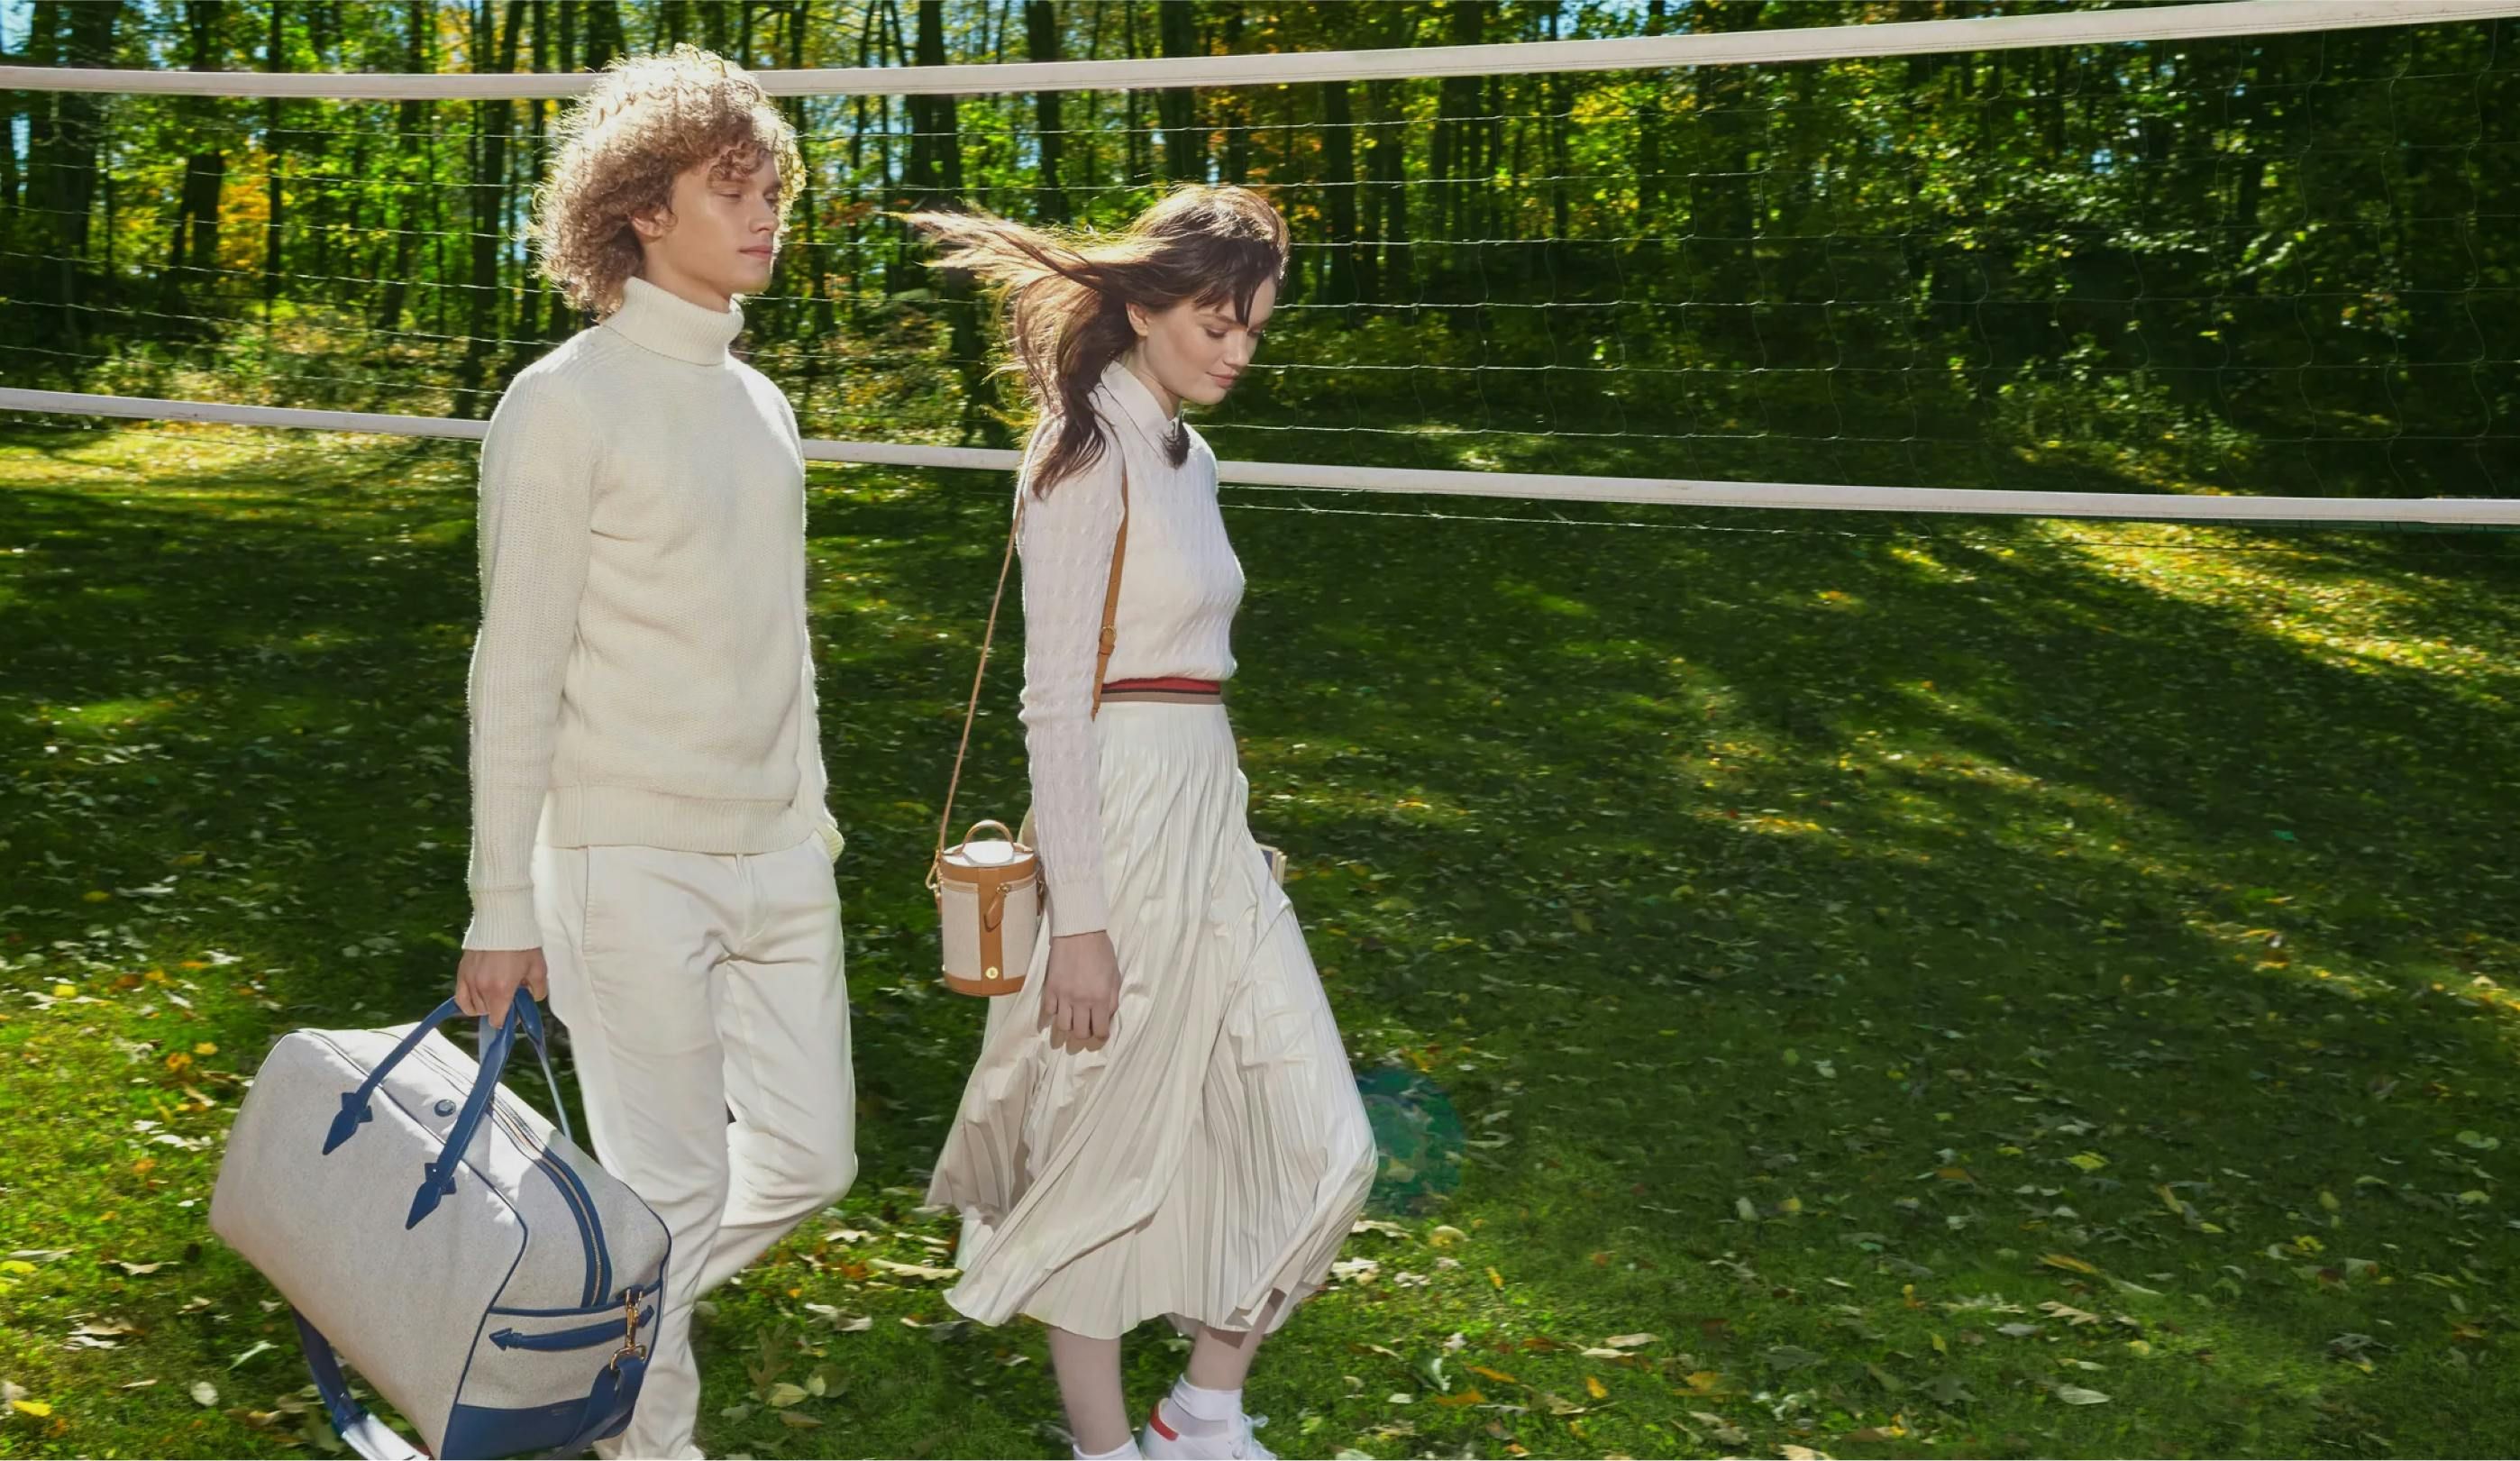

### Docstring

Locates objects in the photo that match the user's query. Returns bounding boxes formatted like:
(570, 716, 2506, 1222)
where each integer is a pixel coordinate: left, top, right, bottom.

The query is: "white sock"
(1075, 1438, 1142, 1461)
(1167, 1376, 1242, 1430)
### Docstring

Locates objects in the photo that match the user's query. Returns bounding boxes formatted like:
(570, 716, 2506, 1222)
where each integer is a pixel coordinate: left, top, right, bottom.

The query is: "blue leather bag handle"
(293, 1308, 642, 1460)
(316, 997, 578, 1227)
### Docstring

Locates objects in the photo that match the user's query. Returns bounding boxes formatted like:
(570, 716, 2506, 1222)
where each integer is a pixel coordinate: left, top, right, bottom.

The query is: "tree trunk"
(375, 0, 429, 330)
(1432, 1, 1485, 252)
(1365, 78, 1410, 304)
(166, 1, 226, 291)
(1219, 3, 1246, 184)
(1157, 1, 1202, 182)
(907, 0, 962, 206)
(461, 0, 525, 415)
(1027, 1, 1067, 222)
(583, 0, 628, 64)
(1323, 78, 1358, 306)
(261, 0, 286, 310)
(1635, 0, 1666, 227)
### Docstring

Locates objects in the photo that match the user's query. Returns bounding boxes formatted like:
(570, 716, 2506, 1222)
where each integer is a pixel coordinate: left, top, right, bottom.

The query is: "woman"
(910, 186, 1378, 1461)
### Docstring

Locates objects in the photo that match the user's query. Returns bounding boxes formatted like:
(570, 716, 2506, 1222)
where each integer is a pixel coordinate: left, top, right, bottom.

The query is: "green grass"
(2, 422, 2517, 1459)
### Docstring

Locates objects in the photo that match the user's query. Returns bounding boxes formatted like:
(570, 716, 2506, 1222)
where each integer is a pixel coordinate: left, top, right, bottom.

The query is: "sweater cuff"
(817, 820, 846, 863)
(464, 889, 543, 952)
(1046, 876, 1109, 938)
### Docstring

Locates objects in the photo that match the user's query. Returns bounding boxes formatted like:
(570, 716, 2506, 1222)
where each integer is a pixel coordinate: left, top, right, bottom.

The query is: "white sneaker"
(1140, 1400, 1274, 1460)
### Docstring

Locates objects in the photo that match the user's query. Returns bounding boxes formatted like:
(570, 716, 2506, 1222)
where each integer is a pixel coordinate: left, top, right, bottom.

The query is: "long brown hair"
(904, 185, 1288, 496)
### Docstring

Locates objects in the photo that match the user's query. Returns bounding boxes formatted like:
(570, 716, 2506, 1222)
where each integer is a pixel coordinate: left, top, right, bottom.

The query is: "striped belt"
(1100, 676, 1225, 706)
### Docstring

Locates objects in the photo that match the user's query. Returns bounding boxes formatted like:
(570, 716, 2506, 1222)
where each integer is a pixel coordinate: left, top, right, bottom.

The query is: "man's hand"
(1040, 930, 1119, 1049)
(455, 946, 550, 1025)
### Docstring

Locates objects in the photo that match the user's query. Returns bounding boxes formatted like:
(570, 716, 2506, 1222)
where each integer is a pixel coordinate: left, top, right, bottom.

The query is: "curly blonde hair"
(533, 46, 802, 315)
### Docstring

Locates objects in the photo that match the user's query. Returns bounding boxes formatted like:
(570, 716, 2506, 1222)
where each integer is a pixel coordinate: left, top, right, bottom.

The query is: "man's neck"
(634, 261, 735, 315)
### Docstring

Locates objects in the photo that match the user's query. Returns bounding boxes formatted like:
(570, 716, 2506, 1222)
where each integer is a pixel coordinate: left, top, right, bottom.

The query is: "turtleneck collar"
(603, 274, 744, 365)
(1096, 356, 1182, 448)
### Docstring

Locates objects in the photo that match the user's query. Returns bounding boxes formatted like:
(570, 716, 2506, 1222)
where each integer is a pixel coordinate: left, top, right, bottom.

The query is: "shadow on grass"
(4, 424, 2518, 1459)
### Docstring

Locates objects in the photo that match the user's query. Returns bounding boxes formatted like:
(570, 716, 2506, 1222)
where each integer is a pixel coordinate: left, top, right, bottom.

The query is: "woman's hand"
(1041, 930, 1120, 1048)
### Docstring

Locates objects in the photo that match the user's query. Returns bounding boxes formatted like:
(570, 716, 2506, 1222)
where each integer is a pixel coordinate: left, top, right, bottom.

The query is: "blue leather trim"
(409, 1036, 604, 1309)
(489, 1307, 649, 1352)
(488, 1279, 661, 1319)
(436, 1350, 645, 1459)
(545, 1151, 611, 1307)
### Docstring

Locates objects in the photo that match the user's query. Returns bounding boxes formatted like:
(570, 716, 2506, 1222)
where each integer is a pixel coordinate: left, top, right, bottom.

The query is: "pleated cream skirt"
(927, 701, 1378, 1340)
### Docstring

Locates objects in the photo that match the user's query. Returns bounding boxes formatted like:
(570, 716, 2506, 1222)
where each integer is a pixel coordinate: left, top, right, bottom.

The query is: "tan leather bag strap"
(1091, 460, 1130, 718)
(932, 452, 1128, 881)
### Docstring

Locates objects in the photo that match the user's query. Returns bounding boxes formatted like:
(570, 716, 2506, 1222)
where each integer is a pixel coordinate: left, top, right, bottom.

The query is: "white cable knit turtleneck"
(1018, 359, 1246, 936)
(463, 275, 840, 951)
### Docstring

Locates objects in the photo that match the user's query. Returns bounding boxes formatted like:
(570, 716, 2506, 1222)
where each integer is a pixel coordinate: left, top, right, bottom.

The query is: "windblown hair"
(904, 185, 1289, 495)
(533, 46, 801, 315)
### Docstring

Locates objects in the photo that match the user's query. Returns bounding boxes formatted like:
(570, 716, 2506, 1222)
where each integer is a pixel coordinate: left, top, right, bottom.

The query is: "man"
(452, 47, 853, 1459)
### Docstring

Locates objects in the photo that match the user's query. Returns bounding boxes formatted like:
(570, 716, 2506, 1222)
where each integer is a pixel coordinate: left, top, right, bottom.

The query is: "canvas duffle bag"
(212, 997, 669, 1458)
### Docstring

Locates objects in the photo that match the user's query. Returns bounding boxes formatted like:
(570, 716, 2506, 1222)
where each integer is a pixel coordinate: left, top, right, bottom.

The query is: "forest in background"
(3, 0, 2515, 498)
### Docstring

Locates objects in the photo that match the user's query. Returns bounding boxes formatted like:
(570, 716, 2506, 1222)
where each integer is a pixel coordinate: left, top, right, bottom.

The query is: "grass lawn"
(2, 422, 2517, 1459)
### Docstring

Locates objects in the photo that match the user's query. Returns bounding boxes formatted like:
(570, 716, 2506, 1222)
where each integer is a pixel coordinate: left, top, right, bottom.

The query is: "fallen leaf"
(10, 1400, 52, 1419)
(228, 1339, 278, 1370)
(764, 1383, 808, 1408)
(866, 1258, 958, 1283)
(777, 1410, 821, 1429)
(2041, 1254, 2100, 1276)
(1487, 1266, 1504, 1289)
(1601, 1333, 1657, 1349)
(1465, 1364, 1520, 1385)
(2055, 1384, 2112, 1405)
(190, 1382, 217, 1408)
(1429, 1389, 1486, 1408)
(1584, 1376, 1608, 1400)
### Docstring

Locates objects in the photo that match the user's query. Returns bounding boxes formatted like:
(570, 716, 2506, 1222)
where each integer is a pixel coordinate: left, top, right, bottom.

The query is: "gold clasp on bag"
(610, 1290, 648, 1373)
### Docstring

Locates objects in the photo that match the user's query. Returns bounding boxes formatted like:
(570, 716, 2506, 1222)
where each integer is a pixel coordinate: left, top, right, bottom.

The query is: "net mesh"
(1, 2, 2515, 510)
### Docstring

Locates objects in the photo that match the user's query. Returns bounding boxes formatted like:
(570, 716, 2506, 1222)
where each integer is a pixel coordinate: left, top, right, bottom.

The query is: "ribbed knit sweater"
(1018, 360, 1246, 937)
(463, 275, 840, 951)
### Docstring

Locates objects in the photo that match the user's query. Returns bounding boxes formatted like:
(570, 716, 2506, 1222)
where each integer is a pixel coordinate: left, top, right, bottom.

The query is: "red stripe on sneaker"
(1147, 1404, 1180, 1442)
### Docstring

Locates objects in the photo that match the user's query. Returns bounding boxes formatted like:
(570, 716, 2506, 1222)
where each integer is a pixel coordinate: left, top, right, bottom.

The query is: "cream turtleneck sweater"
(1018, 360, 1246, 936)
(463, 275, 840, 951)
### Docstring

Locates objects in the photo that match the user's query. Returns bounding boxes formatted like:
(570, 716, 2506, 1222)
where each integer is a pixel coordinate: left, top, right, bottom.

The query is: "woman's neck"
(1118, 350, 1182, 421)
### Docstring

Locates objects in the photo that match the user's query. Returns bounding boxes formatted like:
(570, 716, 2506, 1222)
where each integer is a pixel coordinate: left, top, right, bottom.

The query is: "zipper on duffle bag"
(488, 1302, 652, 1353)
(412, 1041, 610, 1308)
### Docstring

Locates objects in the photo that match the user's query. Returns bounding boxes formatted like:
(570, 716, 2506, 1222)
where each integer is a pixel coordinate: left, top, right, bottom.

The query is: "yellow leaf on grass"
(11, 1401, 52, 1419)
(2041, 1254, 2101, 1275)
(1584, 1376, 1608, 1400)
(1465, 1365, 1520, 1386)
(1488, 1266, 1504, 1290)
(2067, 1152, 2109, 1173)
(1430, 1389, 1486, 1408)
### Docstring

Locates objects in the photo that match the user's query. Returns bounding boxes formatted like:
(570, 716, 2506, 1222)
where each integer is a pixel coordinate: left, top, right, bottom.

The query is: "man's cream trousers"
(534, 833, 854, 1460)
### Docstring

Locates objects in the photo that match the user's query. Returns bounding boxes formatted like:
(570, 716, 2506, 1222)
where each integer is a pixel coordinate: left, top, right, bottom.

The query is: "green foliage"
(2, 3, 2514, 493)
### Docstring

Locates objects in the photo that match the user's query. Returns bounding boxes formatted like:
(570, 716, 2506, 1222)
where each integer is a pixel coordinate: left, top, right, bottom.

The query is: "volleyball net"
(2, 0, 2517, 528)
